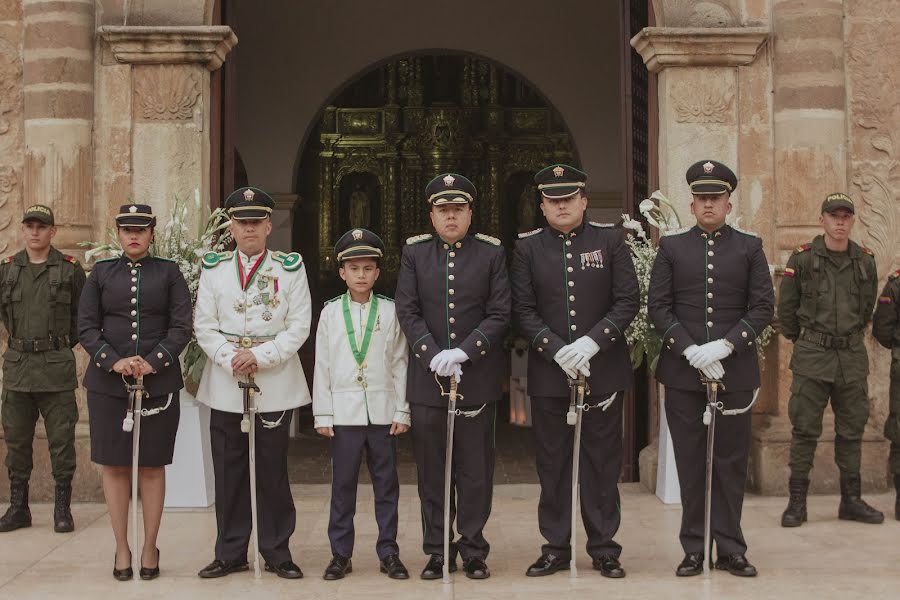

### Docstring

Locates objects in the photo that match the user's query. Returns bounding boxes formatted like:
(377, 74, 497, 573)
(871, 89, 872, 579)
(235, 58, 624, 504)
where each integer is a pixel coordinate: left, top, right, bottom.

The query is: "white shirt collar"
(238, 249, 266, 264)
(348, 291, 374, 308)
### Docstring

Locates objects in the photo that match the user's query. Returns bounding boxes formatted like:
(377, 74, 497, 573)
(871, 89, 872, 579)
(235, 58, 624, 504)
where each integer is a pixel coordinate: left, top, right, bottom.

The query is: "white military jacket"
(312, 292, 410, 428)
(194, 248, 312, 413)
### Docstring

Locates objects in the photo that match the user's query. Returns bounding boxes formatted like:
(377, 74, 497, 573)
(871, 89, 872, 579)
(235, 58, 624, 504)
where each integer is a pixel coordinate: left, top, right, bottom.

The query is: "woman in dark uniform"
(78, 204, 192, 580)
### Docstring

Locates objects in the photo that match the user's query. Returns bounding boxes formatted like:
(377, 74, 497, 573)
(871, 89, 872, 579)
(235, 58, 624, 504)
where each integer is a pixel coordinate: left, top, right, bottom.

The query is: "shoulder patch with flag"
(879, 296, 893, 304)
(783, 267, 796, 278)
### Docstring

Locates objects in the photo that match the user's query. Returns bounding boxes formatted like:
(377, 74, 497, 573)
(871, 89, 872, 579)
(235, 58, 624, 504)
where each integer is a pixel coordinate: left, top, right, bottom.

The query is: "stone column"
(22, 0, 94, 255)
(631, 25, 769, 491)
(96, 26, 236, 232)
(0, 0, 24, 258)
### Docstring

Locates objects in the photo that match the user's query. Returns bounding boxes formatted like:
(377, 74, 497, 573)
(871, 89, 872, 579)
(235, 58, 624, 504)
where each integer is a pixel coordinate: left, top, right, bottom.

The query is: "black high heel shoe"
(140, 548, 160, 580)
(113, 551, 133, 581)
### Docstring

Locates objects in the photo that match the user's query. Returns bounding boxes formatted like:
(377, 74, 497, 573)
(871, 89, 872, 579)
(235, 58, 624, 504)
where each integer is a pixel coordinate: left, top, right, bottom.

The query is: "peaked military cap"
(686, 160, 737, 195)
(22, 204, 54, 226)
(115, 203, 156, 228)
(225, 186, 275, 220)
(334, 227, 385, 263)
(535, 164, 587, 199)
(425, 173, 476, 206)
(821, 192, 855, 214)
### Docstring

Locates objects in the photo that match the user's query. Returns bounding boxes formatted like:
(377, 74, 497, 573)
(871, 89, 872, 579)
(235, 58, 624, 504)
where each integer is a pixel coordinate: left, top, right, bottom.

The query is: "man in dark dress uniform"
(395, 173, 510, 580)
(873, 268, 900, 521)
(778, 193, 882, 527)
(648, 160, 774, 578)
(511, 164, 639, 578)
(0, 205, 85, 534)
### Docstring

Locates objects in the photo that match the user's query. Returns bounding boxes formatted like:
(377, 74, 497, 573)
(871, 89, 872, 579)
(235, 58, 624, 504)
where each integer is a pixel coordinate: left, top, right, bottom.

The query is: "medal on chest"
(342, 293, 379, 390)
(580, 249, 604, 270)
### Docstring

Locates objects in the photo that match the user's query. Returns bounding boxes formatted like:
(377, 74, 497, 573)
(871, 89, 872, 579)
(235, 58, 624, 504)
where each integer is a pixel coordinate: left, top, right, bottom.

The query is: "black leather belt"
(8, 335, 70, 352)
(799, 328, 861, 350)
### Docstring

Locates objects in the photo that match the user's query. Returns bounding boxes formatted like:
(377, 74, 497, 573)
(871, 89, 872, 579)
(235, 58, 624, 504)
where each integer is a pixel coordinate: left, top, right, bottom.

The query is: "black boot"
(0, 479, 32, 532)
(838, 473, 884, 524)
(894, 474, 899, 521)
(781, 477, 809, 527)
(53, 482, 74, 533)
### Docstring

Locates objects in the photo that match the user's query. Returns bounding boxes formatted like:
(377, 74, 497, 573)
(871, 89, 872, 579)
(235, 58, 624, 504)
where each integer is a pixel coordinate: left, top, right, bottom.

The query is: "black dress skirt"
(87, 390, 181, 467)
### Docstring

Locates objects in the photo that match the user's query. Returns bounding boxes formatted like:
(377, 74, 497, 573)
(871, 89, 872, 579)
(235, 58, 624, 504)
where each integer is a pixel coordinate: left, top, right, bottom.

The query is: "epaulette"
(589, 221, 616, 228)
(732, 226, 758, 237)
(406, 233, 433, 245)
(2, 256, 13, 264)
(517, 228, 543, 239)
(63, 255, 79, 264)
(793, 244, 811, 254)
(324, 294, 342, 306)
(663, 226, 690, 237)
(201, 250, 234, 269)
(889, 270, 900, 280)
(861, 246, 874, 256)
(272, 251, 303, 271)
(376, 293, 395, 302)
(474, 233, 501, 246)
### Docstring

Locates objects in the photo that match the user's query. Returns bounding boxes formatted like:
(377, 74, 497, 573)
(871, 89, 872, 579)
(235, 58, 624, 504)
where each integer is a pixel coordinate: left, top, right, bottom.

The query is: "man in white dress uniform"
(194, 186, 311, 580)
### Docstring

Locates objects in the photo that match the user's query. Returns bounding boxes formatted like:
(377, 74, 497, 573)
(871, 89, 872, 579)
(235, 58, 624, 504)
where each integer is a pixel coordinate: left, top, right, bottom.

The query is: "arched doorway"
(294, 53, 579, 301)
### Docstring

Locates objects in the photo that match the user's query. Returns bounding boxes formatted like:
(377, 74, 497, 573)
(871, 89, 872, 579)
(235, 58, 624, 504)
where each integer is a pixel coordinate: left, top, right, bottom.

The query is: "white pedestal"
(164, 392, 215, 508)
(655, 394, 682, 504)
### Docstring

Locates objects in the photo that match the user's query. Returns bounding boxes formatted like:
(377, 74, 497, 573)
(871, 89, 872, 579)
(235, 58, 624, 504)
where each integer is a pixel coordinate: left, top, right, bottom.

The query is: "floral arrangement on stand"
(80, 194, 232, 393)
(622, 190, 775, 371)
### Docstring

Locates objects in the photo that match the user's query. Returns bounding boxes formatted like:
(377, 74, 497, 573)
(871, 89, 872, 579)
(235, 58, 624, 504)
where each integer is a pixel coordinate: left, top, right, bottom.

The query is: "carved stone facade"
(0, 0, 897, 500)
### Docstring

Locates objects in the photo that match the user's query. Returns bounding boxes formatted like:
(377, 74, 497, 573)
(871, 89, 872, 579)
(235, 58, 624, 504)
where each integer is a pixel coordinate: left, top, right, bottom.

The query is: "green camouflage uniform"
(0, 248, 85, 485)
(872, 270, 900, 475)
(777, 235, 877, 477)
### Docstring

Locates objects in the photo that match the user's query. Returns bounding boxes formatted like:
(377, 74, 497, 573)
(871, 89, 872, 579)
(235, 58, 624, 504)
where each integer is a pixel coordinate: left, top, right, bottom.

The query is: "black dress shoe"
(265, 560, 303, 579)
(197, 558, 249, 579)
(526, 553, 569, 577)
(715, 554, 757, 577)
(323, 555, 351, 580)
(592, 555, 625, 578)
(420, 554, 456, 580)
(140, 548, 160, 580)
(380, 554, 409, 579)
(113, 551, 133, 581)
(676, 553, 704, 577)
(462, 557, 490, 579)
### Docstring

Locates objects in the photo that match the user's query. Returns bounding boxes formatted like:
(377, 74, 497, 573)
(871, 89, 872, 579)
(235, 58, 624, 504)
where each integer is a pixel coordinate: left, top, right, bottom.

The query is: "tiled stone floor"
(0, 484, 897, 599)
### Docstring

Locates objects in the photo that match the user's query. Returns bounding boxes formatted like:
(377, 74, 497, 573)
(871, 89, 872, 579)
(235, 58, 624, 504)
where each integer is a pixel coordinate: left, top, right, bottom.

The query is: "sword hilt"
(239, 375, 259, 434)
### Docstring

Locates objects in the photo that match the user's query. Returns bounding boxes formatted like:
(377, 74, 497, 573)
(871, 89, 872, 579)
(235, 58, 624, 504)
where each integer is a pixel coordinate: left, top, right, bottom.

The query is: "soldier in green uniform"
(872, 269, 900, 520)
(0, 205, 86, 533)
(778, 193, 883, 527)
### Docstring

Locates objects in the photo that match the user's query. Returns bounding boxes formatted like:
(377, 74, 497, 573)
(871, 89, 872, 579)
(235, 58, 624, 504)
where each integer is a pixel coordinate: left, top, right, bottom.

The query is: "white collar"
(238, 249, 266, 264)
(348, 291, 374, 308)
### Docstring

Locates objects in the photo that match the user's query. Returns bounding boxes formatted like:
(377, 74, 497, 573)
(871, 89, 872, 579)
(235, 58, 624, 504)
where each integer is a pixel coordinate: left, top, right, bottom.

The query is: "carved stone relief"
(671, 81, 734, 123)
(654, 0, 739, 27)
(133, 65, 201, 121)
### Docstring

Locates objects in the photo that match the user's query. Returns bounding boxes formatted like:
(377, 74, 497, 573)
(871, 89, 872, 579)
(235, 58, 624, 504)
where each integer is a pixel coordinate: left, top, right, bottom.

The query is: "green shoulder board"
(201, 250, 234, 269)
(324, 294, 342, 306)
(376, 293, 395, 302)
(517, 228, 543, 239)
(272, 251, 303, 271)
(474, 233, 501, 246)
(406, 233, 433, 245)
(663, 227, 690, 237)
(732, 226, 758, 237)
(589, 221, 616, 228)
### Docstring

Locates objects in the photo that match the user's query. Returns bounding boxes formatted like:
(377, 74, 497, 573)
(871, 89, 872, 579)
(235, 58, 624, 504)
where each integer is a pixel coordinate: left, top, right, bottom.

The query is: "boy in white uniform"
(313, 228, 411, 580)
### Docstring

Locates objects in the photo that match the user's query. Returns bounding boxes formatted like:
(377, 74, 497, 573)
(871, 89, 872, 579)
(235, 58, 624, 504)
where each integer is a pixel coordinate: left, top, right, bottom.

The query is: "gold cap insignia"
(443, 174, 455, 187)
(703, 162, 714, 174)
(352, 229, 363, 240)
(243, 189, 255, 201)
(129, 206, 138, 213)
(553, 166, 565, 177)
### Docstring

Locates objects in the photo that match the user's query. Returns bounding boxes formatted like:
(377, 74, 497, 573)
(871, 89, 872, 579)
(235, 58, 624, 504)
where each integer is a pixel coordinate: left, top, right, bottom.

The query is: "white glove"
(699, 360, 725, 380)
(690, 340, 733, 370)
(429, 348, 469, 377)
(553, 347, 579, 379)
(683, 344, 701, 362)
(449, 363, 462, 383)
(570, 336, 600, 360)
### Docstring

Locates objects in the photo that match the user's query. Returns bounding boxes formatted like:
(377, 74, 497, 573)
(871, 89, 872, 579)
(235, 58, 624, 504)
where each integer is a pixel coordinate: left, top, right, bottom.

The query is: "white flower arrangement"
(624, 190, 775, 371)
(80, 193, 232, 390)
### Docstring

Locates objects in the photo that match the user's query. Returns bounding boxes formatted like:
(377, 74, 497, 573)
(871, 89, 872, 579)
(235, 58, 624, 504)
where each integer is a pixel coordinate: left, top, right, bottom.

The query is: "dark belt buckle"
(23, 340, 35, 352)
(831, 337, 848, 350)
